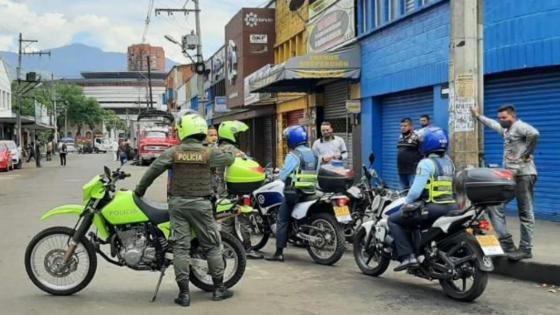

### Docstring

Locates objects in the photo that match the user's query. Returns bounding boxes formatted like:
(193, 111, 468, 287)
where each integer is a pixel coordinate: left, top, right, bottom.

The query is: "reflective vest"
(424, 156, 455, 204)
(289, 146, 318, 194)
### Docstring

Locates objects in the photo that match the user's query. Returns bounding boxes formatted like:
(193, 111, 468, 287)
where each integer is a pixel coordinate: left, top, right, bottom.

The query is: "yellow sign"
(346, 100, 361, 113)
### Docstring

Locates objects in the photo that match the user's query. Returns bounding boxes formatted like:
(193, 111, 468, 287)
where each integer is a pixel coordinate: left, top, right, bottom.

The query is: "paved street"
(1, 153, 558, 315)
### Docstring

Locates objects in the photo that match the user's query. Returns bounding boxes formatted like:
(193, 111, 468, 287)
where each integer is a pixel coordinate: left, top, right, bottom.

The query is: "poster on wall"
(212, 46, 226, 82)
(307, 0, 355, 53)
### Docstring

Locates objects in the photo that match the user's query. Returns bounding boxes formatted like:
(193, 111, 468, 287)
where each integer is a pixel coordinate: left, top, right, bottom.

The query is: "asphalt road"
(0, 153, 558, 315)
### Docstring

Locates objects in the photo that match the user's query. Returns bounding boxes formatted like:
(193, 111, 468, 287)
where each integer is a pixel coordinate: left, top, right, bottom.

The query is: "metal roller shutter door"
(323, 81, 349, 119)
(484, 71, 560, 221)
(381, 89, 433, 188)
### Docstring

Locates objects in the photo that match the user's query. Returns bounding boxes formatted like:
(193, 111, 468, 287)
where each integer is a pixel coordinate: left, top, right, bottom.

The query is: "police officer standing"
(217, 120, 264, 259)
(266, 125, 318, 262)
(388, 127, 457, 271)
(135, 113, 235, 307)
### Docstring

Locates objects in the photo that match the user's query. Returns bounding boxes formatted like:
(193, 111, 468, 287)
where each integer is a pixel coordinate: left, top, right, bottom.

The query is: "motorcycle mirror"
(104, 166, 111, 178)
(368, 153, 375, 164)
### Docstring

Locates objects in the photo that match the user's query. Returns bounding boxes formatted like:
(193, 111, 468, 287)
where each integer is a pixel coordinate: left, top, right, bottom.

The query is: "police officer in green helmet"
(217, 120, 264, 259)
(135, 113, 235, 307)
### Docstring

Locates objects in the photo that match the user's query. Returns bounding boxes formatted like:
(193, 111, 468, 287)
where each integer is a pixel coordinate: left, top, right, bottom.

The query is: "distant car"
(0, 140, 22, 169)
(0, 143, 13, 171)
(93, 138, 112, 153)
(58, 137, 77, 153)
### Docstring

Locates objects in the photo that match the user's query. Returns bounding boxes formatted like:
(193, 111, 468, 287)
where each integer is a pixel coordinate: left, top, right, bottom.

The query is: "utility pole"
(51, 73, 58, 144)
(146, 56, 154, 109)
(16, 33, 51, 146)
(448, 0, 484, 170)
(156, 1, 205, 115)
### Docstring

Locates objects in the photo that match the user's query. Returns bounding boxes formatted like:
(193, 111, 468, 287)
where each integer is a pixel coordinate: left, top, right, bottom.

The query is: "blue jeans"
(399, 174, 415, 190)
(488, 175, 536, 251)
(388, 203, 455, 260)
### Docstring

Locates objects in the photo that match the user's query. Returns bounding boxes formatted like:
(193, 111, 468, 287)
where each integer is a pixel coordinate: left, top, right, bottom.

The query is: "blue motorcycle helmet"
(283, 125, 308, 149)
(420, 126, 449, 155)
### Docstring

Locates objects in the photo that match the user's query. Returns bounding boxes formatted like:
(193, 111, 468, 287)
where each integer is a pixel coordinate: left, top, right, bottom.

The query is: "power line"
(142, 0, 155, 43)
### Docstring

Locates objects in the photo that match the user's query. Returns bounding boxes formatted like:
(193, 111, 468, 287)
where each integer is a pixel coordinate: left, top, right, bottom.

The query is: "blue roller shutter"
(380, 88, 434, 188)
(484, 70, 560, 221)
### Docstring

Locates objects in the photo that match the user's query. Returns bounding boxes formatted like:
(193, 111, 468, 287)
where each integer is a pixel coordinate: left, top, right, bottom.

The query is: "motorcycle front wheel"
(248, 211, 271, 251)
(25, 226, 97, 296)
(353, 228, 390, 276)
(306, 212, 346, 265)
(438, 234, 488, 302)
(190, 231, 247, 292)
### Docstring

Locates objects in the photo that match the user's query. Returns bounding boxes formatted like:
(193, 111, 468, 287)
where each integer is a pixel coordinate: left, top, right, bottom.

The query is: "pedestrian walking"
(46, 141, 53, 161)
(35, 140, 42, 168)
(119, 141, 129, 165)
(26, 142, 35, 163)
(112, 139, 119, 161)
(312, 121, 348, 164)
(397, 118, 422, 190)
(472, 104, 540, 260)
(60, 143, 68, 166)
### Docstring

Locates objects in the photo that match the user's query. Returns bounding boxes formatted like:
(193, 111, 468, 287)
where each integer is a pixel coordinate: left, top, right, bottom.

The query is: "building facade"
(0, 59, 13, 140)
(128, 44, 166, 72)
(358, 0, 560, 220)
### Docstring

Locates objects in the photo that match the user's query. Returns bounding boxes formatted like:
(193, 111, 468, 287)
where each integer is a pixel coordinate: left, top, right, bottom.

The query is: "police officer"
(217, 120, 264, 259)
(135, 113, 235, 307)
(388, 127, 457, 271)
(266, 125, 318, 262)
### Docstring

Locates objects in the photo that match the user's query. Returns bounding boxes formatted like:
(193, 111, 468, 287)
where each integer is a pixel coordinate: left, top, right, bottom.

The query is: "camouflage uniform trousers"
(169, 197, 224, 282)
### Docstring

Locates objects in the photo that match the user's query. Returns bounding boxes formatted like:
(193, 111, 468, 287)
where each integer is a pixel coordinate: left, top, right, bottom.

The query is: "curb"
(493, 257, 560, 285)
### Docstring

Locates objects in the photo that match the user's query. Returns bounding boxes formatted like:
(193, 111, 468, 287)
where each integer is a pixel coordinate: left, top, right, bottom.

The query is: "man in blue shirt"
(388, 127, 457, 271)
(266, 125, 318, 262)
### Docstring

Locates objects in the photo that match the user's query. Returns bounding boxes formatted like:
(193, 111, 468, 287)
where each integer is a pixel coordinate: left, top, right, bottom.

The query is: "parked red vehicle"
(136, 110, 180, 166)
(0, 142, 13, 172)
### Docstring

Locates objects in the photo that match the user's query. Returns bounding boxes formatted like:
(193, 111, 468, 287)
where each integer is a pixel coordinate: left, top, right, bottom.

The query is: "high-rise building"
(128, 44, 165, 72)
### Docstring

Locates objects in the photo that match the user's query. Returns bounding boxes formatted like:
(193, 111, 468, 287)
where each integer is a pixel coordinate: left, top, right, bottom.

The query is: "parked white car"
(0, 140, 22, 169)
(93, 138, 112, 153)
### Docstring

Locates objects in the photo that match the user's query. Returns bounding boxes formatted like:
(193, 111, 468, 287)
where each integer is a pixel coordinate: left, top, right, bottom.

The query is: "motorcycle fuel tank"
(101, 190, 149, 225)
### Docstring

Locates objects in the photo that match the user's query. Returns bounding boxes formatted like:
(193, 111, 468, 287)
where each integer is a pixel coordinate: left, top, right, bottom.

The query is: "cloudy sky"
(0, 0, 268, 62)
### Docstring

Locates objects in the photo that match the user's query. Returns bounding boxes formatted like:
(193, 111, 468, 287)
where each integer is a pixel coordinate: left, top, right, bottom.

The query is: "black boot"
(499, 235, 517, 254)
(212, 277, 234, 301)
(508, 248, 533, 261)
(174, 280, 191, 307)
(265, 248, 285, 262)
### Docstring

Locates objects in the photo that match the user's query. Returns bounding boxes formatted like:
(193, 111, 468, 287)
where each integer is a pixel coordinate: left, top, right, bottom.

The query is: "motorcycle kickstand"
(151, 266, 167, 303)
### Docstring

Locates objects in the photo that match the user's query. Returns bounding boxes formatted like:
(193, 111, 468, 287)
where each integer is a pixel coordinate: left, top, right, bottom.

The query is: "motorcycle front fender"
(40, 204, 110, 240)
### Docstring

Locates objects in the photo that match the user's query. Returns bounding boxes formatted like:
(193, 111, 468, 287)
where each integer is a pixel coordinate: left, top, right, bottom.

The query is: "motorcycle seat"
(133, 194, 170, 224)
(445, 208, 469, 217)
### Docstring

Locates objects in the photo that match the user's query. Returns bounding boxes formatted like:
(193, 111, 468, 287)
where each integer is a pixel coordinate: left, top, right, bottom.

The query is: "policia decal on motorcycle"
(24, 113, 247, 308)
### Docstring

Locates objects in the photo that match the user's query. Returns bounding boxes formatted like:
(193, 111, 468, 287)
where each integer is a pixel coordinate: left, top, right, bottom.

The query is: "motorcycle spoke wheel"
(308, 219, 337, 259)
(190, 240, 239, 286)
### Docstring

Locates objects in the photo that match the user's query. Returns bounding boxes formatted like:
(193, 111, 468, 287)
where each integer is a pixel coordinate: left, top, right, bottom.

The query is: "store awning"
(0, 114, 55, 130)
(249, 44, 361, 94)
(211, 105, 275, 124)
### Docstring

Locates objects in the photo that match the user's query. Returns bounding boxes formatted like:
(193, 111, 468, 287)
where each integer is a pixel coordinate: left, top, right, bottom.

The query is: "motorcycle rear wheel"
(306, 213, 346, 265)
(248, 212, 270, 252)
(190, 231, 247, 292)
(353, 228, 390, 276)
(439, 234, 488, 302)
(25, 226, 97, 296)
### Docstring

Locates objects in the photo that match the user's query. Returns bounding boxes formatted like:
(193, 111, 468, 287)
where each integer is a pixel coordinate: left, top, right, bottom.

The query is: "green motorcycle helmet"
(218, 120, 249, 144)
(177, 113, 208, 141)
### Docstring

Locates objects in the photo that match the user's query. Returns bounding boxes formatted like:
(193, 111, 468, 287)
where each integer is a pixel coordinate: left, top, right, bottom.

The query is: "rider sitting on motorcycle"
(217, 120, 264, 259)
(388, 126, 457, 272)
(266, 125, 318, 262)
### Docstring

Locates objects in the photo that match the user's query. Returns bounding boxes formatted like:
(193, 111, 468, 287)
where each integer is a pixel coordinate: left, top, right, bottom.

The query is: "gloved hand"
(402, 201, 424, 218)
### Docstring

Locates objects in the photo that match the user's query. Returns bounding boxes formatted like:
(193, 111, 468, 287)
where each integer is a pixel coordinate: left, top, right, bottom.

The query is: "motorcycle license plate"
(334, 206, 352, 222)
(476, 235, 504, 256)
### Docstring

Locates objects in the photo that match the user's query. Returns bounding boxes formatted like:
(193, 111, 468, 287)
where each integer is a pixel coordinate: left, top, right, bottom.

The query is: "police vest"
(169, 146, 214, 197)
(424, 157, 455, 204)
(289, 147, 318, 194)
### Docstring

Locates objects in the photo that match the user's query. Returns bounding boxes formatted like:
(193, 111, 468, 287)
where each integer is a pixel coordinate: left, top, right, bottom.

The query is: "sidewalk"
(492, 216, 560, 285)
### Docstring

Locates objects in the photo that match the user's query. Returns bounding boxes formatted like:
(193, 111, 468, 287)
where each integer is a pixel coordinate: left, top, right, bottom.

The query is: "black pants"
(60, 153, 67, 166)
(388, 203, 456, 260)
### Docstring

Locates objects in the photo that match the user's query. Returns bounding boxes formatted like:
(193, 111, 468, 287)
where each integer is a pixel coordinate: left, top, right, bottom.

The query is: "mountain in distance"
(0, 43, 177, 79)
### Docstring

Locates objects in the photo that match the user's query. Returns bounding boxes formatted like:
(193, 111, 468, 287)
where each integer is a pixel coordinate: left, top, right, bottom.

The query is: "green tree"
(55, 84, 104, 138)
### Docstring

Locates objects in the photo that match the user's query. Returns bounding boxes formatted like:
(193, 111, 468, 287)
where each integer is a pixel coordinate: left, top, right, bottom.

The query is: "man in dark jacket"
(397, 118, 421, 189)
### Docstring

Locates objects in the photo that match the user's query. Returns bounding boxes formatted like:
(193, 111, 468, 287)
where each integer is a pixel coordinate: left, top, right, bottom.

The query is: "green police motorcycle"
(24, 165, 246, 300)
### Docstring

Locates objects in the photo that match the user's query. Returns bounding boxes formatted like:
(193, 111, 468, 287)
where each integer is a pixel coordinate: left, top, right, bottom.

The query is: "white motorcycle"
(249, 170, 351, 265)
(353, 154, 511, 302)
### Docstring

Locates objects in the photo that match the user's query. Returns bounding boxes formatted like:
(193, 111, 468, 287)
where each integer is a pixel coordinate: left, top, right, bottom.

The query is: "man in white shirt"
(312, 121, 348, 164)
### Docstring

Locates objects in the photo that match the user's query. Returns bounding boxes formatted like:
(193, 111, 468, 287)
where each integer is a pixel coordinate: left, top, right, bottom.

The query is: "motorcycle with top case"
(24, 165, 246, 301)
